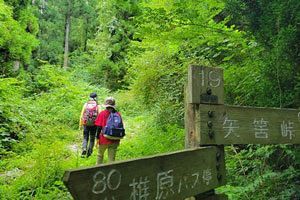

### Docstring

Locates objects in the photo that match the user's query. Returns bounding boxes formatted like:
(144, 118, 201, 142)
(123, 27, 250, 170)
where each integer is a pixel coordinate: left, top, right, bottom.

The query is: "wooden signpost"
(63, 147, 225, 200)
(187, 65, 224, 105)
(185, 65, 300, 199)
(198, 104, 300, 145)
(186, 65, 300, 146)
(63, 65, 300, 199)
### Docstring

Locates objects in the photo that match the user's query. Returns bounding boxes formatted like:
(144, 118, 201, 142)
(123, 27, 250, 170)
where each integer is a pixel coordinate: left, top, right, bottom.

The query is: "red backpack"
(83, 101, 98, 126)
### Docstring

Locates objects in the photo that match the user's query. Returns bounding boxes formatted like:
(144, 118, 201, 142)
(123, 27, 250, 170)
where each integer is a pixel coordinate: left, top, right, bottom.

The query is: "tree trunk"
(13, 61, 20, 72)
(84, 17, 89, 52)
(63, 0, 71, 69)
(39, 0, 46, 14)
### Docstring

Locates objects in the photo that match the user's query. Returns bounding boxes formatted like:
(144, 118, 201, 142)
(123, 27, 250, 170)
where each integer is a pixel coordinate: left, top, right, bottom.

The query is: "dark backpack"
(83, 101, 98, 126)
(103, 112, 125, 140)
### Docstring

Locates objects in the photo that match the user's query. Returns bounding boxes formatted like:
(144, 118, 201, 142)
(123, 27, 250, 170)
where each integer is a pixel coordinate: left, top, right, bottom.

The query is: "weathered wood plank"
(188, 65, 224, 105)
(198, 104, 300, 145)
(185, 84, 201, 148)
(63, 147, 226, 200)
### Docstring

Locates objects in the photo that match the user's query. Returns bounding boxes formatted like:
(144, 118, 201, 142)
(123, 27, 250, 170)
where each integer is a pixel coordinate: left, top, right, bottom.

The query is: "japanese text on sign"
(91, 168, 214, 200)
(220, 115, 297, 140)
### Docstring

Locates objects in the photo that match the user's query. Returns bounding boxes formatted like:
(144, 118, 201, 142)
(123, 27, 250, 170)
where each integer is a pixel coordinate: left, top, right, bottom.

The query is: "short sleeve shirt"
(95, 109, 120, 145)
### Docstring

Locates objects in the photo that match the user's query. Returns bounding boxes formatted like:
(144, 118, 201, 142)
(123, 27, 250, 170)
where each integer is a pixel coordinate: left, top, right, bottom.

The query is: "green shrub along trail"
(1, 0, 299, 199)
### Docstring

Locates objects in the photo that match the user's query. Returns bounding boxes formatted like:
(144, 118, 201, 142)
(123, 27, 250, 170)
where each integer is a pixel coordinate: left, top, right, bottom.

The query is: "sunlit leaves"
(0, 0, 38, 75)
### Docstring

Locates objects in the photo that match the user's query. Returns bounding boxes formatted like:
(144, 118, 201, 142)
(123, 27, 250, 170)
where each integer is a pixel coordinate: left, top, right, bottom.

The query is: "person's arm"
(79, 103, 86, 130)
(96, 126, 102, 139)
(95, 125, 102, 148)
(95, 111, 103, 139)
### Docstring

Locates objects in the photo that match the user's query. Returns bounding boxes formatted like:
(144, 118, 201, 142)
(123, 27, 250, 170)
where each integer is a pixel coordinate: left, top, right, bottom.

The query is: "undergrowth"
(0, 65, 185, 199)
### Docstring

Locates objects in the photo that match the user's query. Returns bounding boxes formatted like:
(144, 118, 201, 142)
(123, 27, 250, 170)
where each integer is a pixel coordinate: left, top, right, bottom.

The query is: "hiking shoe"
(81, 150, 87, 157)
(87, 150, 92, 158)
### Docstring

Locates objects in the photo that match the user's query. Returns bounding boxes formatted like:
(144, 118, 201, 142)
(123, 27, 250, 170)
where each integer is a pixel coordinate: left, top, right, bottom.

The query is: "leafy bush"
(0, 0, 38, 75)
(0, 141, 73, 200)
(0, 78, 29, 156)
(118, 114, 185, 160)
(218, 145, 300, 199)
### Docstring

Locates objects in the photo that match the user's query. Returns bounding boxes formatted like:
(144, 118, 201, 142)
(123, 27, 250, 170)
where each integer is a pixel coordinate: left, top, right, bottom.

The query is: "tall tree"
(34, 0, 98, 67)
(63, 0, 71, 69)
(90, 0, 139, 90)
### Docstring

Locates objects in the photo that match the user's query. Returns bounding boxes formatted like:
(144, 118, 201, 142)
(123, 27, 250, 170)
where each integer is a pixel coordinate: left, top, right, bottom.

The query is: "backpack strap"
(87, 100, 97, 104)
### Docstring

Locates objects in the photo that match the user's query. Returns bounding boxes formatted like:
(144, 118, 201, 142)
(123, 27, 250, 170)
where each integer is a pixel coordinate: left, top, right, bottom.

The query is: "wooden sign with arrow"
(198, 104, 300, 145)
(63, 147, 225, 200)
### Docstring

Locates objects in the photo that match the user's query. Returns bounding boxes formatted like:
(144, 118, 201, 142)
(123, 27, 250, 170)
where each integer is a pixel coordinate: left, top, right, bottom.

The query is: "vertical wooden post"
(185, 65, 226, 200)
(185, 65, 224, 147)
(185, 84, 200, 148)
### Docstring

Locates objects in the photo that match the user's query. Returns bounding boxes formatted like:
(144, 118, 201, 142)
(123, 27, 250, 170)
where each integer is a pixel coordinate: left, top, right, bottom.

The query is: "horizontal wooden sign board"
(198, 104, 300, 145)
(63, 147, 226, 200)
(188, 65, 224, 105)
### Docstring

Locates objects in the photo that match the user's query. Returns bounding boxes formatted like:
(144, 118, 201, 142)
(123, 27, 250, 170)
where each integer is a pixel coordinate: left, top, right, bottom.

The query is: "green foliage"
(218, 145, 300, 199)
(89, 0, 139, 90)
(128, 47, 186, 126)
(34, 0, 99, 65)
(0, 140, 73, 200)
(0, 0, 39, 75)
(24, 65, 110, 130)
(18, 6, 39, 35)
(223, 0, 300, 108)
(0, 78, 28, 156)
(69, 0, 99, 52)
(33, 0, 65, 64)
(119, 116, 184, 160)
(116, 90, 185, 159)
(127, 0, 248, 127)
